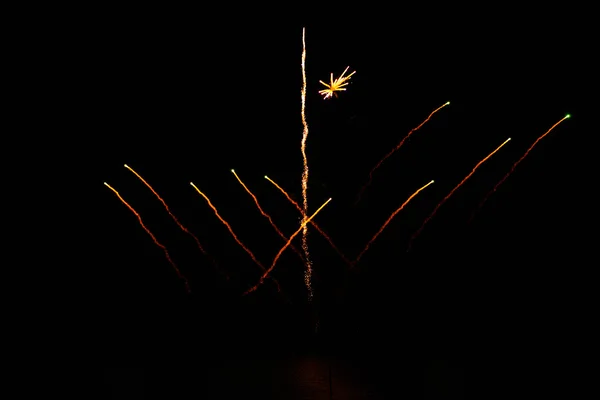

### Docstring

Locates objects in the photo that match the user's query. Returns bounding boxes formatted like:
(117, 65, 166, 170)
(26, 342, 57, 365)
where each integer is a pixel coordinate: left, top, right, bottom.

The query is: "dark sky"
(82, 11, 594, 366)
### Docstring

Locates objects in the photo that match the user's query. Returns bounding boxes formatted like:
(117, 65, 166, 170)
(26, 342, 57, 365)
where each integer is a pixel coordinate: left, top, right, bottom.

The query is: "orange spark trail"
(104, 182, 190, 293)
(231, 170, 306, 263)
(469, 115, 571, 223)
(124, 164, 207, 255)
(300, 27, 313, 299)
(354, 180, 434, 266)
(265, 175, 352, 267)
(355, 102, 450, 205)
(123, 165, 227, 279)
(190, 182, 280, 291)
(407, 137, 512, 251)
(243, 198, 332, 296)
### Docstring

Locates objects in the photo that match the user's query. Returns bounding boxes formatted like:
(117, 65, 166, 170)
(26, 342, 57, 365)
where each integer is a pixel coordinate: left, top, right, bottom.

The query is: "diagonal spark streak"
(231, 169, 306, 263)
(104, 182, 190, 293)
(355, 102, 450, 205)
(190, 182, 280, 292)
(243, 198, 332, 296)
(265, 175, 352, 267)
(124, 164, 207, 254)
(354, 180, 434, 266)
(124, 164, 227, 280)
(408, 137, 512, 251)
(469, 115, 570, 223)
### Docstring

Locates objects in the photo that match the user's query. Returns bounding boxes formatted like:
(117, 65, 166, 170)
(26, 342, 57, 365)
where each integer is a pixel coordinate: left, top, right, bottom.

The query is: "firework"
(300, 27, 313, 300)
(469, 115, 570, 223)
(104, 182, 190, 293)
(407, 137, 512, 251)
(231, 170, 306, 263)
(355, 102, 450, 205)
(265, 175, 352, 266)
(318, 66, 356, 99)
(124, 164, 226, 279)
(354, 180, 434, 266)
(190, 182, 280, 292)
(243, 198, 332, 296)
(124, 164, 206, 253)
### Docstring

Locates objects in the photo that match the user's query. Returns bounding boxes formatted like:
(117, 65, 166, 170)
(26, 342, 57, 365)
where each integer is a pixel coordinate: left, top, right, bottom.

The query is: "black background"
(31, 4, 594, 397)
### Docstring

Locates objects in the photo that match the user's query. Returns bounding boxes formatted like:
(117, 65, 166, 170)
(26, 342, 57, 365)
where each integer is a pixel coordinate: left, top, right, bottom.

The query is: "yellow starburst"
(318, 66, 356, 99)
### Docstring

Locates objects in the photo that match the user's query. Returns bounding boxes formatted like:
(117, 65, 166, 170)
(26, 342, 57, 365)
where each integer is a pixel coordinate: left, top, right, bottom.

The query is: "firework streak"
(354, 180, 434, 266)
(231, 170, 306, 263)
(265, 175, 352, 267)
(124, 164, 226, 279)
(355, 102, 450, 204)
(469, 115, 570, 222)
(243, 198, 332, 296)
(407, 137, 512, 251)
(190, 182, 281, 292)
(300, 27, 313, 300)
(104, 182, 190, 293)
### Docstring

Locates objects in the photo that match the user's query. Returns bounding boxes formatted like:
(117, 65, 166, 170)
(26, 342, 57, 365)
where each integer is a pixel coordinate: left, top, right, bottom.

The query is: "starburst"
(318, 66, 356, 99)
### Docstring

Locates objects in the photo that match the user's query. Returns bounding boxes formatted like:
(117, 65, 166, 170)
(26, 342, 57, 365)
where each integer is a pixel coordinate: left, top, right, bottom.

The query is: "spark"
(124, 164, 205, 253)
(354, 180, 434, 266)
(104, 182, 190, 293)
(243, 198, 332, 296)
(407, 137, 512, 251)
(300, 27, 313, 300)
(231, 169, 306, 263)
(124, 164, 226, 279)
(318, 66, 356, 99)
(355, 102, 450, 205)
(469, 114, 571, 223)
(265, 175, 352, 266)
(190, 182, 280, 292)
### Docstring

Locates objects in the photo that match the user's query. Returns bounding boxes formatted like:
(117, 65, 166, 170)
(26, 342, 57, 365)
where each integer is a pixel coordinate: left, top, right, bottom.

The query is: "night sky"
(80, 9, 595, 395)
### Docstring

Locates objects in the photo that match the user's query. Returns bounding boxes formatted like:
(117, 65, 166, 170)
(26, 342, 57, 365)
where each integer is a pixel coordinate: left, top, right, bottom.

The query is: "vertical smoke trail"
(300, 27, 313, 300)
